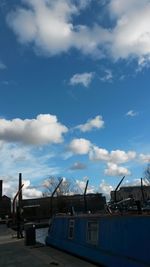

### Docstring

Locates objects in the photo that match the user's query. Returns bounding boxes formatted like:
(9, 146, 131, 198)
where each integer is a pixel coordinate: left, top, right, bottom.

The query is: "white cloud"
(6, 0, 111, 58)
(126, 110, 138, 117)
(2, 176, 18, 198)
(99, 179, 114, 200)
(7, 0, 95, 56)
(109, 0, 150, 61)
(89, 146, 136, 164)
(7, 0, 150, 66)
(70, 72, 94, 87)
(109, 0, 144, 17)
(7, 0, 76, 55)
(104, 162, 131, 176)
(109, 150, 136, 164)
(69, 138, 91, 155)
(2, 175, 43, 199)
(22, 180, 43, 199)
(89, 146, 109, 161)
(0, 114, 68, 145)
(139, 153, 150, 163)
(75, 115, 104, 132)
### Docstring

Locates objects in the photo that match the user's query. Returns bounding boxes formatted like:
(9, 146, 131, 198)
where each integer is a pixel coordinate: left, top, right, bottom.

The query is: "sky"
(0, 0, 150, 200)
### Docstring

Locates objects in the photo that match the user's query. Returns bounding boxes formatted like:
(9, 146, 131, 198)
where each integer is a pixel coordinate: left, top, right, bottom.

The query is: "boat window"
(87, 221, 98, 245)
(68, 219, 75, 239)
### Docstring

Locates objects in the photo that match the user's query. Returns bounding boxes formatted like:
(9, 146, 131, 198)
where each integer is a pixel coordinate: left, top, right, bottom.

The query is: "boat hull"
(46, 214, 150, 267)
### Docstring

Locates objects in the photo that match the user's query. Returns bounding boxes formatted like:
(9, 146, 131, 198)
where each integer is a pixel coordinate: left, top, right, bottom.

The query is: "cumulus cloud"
(109, 0, 141, 16)
(7, 0, 150, 65)
(70, 162, 86, 170)
(5, 0, 108, 57)
(109, 150, 136, 164)
(69, 138, 91, 155)
(68, 139, 136, 179)
(139, 153, 150, 163)
(89, 146, 136, 164)
(104, 162, 131, 176)
(7, 0, 100, 57)
(109, 0, 150, 61)
(89, 146, 109, 161)
(126, 110, 138, 117)
(22, 180, 43, 199)
(69, 72, 94, 87)
(0, 114, 68, 145)
(75, 115, 104, 132)
(7, 0, 76, 55)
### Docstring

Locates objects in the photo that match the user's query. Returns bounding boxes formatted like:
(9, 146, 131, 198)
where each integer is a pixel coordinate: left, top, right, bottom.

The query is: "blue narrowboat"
(46, 213, 150, 267)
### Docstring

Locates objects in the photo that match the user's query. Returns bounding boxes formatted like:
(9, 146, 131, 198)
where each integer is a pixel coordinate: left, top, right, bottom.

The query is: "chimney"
(0, 180, 3, 199)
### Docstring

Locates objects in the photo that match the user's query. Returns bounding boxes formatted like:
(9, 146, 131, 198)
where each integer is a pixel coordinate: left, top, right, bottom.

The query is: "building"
(111, 185, 150, 202)
(0, 180, 11, 219)
(21, 193, 106, 221)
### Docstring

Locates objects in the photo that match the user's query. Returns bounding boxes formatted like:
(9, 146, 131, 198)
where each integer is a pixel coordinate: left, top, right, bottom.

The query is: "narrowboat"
(46, 177, 150, 267)
(45, 211, 150, 267)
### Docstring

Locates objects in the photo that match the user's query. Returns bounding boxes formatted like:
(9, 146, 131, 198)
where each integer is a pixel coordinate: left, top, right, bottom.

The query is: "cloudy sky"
(0, 0, 150, 200)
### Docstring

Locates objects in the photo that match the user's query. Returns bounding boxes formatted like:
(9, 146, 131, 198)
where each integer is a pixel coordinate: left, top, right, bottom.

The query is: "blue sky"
(0, 0, 150, 199)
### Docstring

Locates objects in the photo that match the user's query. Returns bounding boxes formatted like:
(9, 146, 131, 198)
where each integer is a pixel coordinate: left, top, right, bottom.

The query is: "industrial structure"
(111, 185, 150, 203)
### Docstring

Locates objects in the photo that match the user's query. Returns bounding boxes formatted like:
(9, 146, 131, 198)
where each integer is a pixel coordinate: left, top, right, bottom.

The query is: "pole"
(141, 178, 145, 203)
(84, 180, 89, 213)
(50, 179, 63, 217)
(114, 176, 125, 203)
(12, 184, 24, 223)
(18, 173, 22, 211)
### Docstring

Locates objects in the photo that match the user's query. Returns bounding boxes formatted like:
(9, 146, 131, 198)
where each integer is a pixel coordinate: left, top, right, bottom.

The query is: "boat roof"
(54, 212, 150, 219)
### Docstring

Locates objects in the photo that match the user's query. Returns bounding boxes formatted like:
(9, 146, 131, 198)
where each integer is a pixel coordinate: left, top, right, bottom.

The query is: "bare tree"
(42, 176, 84, 197)
(43, 176, 72, 196)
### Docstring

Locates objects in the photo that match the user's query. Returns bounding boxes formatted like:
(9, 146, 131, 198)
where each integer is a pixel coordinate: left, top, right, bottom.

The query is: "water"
(36, 227, 49, 244)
